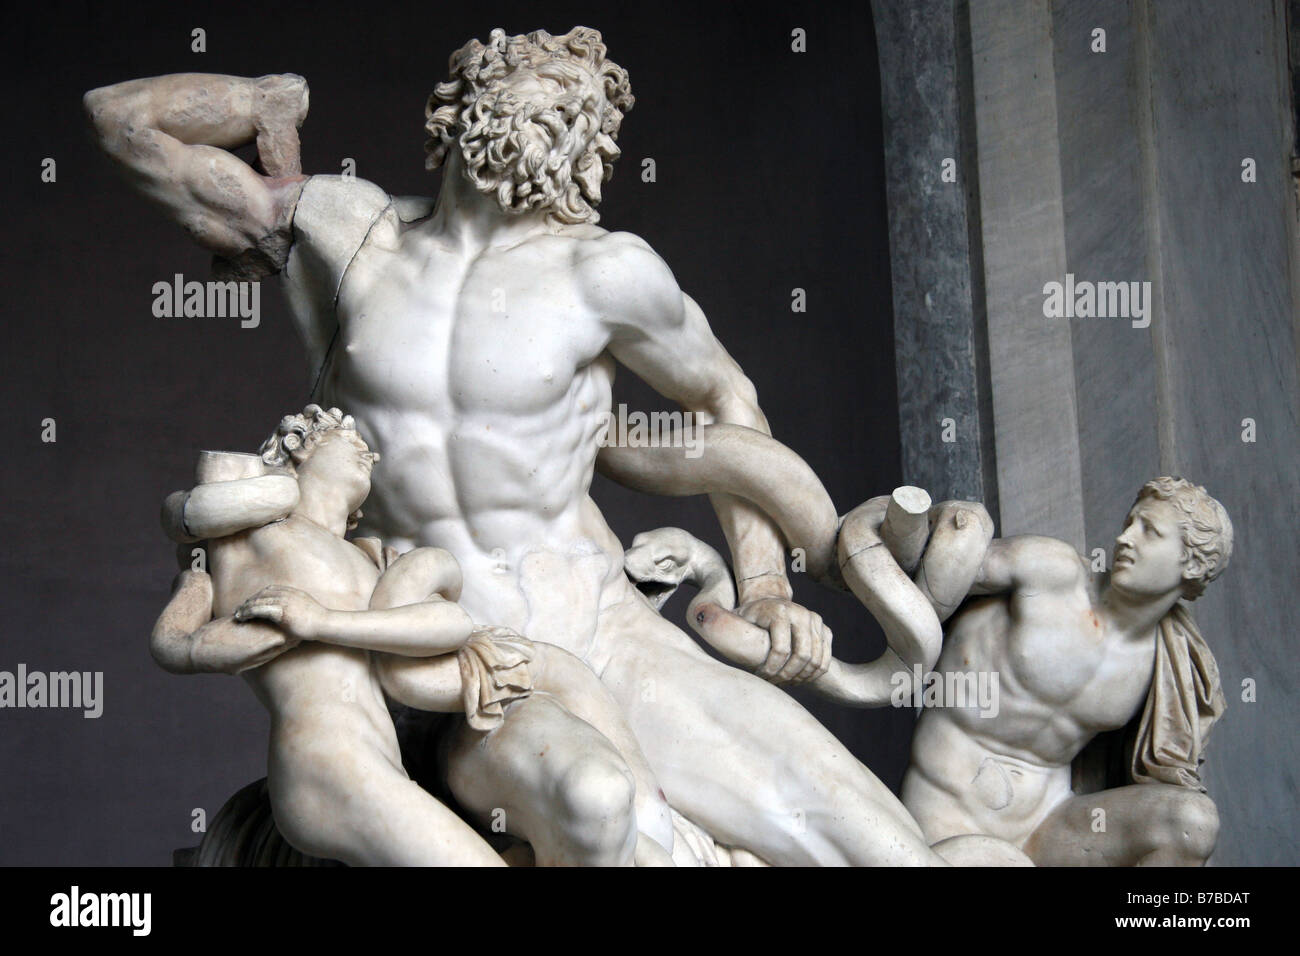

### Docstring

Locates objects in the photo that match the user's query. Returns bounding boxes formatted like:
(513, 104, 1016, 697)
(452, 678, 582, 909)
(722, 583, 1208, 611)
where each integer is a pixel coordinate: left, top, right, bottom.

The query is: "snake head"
(624, 528, 697, 612)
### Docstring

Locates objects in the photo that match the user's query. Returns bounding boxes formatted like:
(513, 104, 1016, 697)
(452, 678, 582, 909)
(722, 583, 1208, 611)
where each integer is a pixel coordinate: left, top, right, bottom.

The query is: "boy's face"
(298, 429, 379, 513)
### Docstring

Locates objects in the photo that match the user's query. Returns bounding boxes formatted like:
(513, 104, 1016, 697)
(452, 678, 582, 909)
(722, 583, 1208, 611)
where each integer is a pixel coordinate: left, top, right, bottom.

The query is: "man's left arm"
(587, 233, 830, 684)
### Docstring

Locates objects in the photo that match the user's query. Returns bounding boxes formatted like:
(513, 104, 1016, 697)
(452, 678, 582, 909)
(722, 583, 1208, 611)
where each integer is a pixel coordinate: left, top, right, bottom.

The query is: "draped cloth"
(456, 629, 535, 732)
(1127, 603, 1226, 792)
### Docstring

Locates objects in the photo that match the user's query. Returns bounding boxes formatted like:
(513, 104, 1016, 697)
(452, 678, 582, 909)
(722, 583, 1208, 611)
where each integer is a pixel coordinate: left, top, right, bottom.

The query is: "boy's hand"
(235, 584, 327, 641)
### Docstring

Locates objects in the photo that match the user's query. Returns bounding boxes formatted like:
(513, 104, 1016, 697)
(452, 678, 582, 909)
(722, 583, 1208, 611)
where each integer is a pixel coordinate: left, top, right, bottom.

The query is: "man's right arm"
(83, 73, 310, 276)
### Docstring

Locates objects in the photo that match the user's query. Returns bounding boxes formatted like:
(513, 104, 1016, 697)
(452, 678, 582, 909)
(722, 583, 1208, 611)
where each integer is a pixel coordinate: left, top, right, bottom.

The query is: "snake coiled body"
(605, 424, 993, 706)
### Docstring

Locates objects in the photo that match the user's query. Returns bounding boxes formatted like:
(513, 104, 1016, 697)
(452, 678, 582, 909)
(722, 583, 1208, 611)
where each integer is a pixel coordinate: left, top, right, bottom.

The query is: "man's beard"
(458, 90, 612, 225)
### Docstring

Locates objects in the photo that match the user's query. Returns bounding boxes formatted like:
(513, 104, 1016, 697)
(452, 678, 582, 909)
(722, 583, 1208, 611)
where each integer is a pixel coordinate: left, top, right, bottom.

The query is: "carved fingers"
(233, 584, 322, 642)
(739, 598, 833, 687)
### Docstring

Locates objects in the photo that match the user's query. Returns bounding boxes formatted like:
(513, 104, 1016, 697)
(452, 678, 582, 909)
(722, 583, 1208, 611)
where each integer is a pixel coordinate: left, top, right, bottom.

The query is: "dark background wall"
(0, 0, 903, 863)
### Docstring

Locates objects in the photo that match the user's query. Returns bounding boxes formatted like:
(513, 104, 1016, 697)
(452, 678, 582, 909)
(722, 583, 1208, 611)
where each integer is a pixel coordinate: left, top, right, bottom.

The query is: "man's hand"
(734, 597, 832, 686)
(234, 584, 327, 641)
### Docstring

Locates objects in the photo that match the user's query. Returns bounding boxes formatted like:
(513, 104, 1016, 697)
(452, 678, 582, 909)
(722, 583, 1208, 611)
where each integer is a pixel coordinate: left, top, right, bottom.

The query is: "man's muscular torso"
(904, 543, 1157, 845)
(292, 178, 668, 666)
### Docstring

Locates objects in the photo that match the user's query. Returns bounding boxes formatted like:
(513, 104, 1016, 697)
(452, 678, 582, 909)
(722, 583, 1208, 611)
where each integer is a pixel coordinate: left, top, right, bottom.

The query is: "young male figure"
(92, 27, 937, 864)
(902, 478, 1232, 866)
(154, 405, 673, 866)
(153, 405, 515, 865)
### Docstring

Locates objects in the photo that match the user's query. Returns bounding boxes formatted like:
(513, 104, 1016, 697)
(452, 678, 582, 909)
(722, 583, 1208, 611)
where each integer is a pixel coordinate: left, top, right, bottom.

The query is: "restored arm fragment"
(83, 73, 308, 272)
(811, 496, 992, 706)
(162, 475, 300, 543)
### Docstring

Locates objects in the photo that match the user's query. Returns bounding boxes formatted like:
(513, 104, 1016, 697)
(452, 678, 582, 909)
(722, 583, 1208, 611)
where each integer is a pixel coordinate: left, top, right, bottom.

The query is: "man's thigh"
(1024, 784, 1218, 866)
(531, 643, 673, 849)
(594, 598, 929, 863)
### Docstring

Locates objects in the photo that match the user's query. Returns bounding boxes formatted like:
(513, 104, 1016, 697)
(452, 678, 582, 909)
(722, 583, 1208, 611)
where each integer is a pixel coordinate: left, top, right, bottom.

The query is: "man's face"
(297, 429, 379, 513)
(1111, 498, 1186, 598)
(457, 62, 614, 219)
(499, 63, 606, 161)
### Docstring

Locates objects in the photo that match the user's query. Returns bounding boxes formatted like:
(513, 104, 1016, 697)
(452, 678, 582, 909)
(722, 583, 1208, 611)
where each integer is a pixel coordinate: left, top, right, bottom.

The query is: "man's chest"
(1005, 601, 1155, 729)
(335, 236, 609, 415)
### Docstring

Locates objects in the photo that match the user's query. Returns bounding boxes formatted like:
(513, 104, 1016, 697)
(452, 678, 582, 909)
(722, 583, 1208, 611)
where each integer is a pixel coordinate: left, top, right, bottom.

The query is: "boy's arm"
(151, 571, 297, 674)
(233, 547, 476, 658)
(235, 586, 475, 657)
(162, 476, 299, 543)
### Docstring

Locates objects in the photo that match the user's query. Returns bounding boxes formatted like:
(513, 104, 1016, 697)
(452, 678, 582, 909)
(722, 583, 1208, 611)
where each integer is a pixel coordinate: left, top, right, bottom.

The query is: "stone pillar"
(873, 0, 998, 518)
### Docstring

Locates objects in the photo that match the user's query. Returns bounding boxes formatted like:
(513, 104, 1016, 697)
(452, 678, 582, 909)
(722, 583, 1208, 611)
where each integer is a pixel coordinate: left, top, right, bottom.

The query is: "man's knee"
(1156, 791, 1219, 863)
(556, 754, 637, 849)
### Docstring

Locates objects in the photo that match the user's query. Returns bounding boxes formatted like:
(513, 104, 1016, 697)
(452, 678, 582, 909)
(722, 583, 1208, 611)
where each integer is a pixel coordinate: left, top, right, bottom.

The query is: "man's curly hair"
(1135, 477, 1233, 600)
(424, 26, 634, 224)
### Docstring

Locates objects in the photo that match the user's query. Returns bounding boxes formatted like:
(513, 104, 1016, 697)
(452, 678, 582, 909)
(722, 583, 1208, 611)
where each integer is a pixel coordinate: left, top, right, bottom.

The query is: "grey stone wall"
(878, 0, 1300, 864)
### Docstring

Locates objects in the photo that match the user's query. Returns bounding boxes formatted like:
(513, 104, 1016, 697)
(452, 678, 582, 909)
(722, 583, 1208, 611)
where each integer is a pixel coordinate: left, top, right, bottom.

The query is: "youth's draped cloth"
(1128, 603, 1226, 791)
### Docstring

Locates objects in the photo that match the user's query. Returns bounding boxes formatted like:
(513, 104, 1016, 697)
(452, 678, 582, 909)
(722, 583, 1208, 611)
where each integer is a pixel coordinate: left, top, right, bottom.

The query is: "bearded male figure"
(86, 26, 937, 865)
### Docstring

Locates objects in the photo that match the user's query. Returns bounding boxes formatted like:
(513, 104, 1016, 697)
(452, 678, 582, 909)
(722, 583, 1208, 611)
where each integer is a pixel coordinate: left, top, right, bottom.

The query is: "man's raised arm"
(83, 73, 309, 276)
(588, 232, 831, 685)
